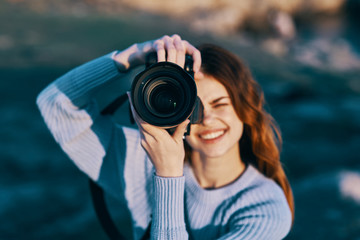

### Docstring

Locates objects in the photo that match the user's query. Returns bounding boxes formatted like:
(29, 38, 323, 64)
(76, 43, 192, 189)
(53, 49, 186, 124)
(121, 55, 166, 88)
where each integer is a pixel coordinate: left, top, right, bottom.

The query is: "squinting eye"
(214, 103, 229, 108)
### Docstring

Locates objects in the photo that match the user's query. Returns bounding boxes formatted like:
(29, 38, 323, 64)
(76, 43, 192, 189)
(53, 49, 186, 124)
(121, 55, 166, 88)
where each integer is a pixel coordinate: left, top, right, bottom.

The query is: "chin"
(199, 148, 229, 159)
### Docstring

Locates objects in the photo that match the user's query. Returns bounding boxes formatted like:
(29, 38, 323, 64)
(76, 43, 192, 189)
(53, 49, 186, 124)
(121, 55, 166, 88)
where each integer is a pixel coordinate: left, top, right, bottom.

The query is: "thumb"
(172, 119, 190, 142)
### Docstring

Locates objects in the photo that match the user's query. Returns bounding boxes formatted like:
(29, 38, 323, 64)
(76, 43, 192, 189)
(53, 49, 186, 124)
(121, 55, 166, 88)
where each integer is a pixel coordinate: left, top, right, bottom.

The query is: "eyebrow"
(210, 96, 230, 105)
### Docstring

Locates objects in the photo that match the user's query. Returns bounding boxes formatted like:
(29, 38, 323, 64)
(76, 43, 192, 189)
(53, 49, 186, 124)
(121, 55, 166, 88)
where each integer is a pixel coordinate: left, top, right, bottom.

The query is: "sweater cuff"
(152, 174, 188, 239)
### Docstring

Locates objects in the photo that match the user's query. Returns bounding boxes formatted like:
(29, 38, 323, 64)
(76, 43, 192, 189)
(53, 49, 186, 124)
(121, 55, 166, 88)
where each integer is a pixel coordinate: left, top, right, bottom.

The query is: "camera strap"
(88, 95, 152, 240)
(89, 180, 151, 240)
(101, 93, 127, 115)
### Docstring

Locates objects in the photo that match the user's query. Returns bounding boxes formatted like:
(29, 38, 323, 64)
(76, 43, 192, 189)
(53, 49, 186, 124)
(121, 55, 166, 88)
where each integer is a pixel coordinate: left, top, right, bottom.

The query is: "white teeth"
(200, 130, 225, 140)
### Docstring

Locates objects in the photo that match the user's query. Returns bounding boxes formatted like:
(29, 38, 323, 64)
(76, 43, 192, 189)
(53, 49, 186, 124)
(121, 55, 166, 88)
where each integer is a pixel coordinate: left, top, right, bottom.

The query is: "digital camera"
(131, 53, 203, 131)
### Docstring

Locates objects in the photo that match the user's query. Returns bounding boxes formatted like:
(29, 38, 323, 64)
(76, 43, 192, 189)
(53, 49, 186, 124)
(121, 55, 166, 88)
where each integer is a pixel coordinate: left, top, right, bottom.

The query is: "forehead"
(195, 75, 229, 101)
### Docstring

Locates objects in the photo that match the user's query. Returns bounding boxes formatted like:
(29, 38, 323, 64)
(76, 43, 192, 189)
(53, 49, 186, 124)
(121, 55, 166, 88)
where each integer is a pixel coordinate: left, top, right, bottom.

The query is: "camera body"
(130, 53, 203, 131)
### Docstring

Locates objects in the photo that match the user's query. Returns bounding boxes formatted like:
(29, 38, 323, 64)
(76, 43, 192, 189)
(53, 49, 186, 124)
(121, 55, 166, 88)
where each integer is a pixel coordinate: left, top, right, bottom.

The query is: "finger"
(183, 40, 202, 73)
(153, 39, 166, 62)
(172, 34, 185, 68)
(127, 92, 167, 138)
(127, 92, 145, 128)
(141, 130, 157, 145)
(140, 131, 158, 156)
(172, 119, 190, 142)
(194, 71, 204, 80)
(127, 92, 155, 133)
(163, 36, 176, 63)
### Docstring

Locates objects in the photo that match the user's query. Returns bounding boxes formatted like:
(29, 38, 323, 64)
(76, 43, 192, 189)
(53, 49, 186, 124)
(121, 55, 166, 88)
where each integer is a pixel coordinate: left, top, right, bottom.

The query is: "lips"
(199, 130, 225, 140)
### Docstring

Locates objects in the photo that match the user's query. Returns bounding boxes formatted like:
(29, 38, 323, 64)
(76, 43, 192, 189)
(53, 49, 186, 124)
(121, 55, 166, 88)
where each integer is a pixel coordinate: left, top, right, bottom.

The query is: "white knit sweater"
(37, 51, 292, 240)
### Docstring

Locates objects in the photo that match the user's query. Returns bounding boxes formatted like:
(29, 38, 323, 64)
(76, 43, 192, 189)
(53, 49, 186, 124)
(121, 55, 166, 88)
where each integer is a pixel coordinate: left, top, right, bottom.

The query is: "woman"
(37, 34, 294, 239)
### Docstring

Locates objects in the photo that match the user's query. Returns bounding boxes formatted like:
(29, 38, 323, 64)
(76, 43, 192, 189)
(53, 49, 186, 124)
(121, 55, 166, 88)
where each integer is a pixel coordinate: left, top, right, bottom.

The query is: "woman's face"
(185, 74, 244, 159)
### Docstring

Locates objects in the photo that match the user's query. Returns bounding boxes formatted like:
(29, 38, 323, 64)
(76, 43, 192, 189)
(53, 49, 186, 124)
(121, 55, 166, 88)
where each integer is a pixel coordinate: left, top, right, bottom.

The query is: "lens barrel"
(131, 61, 202, 128)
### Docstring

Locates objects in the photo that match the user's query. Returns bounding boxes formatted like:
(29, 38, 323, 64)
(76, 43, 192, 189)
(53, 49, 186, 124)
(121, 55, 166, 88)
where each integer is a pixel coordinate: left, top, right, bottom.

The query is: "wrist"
(152, 174, 187, 235)
(155, 168, 184, 178)
(112, 43, 139, 72)
(113, 41, 155, 71)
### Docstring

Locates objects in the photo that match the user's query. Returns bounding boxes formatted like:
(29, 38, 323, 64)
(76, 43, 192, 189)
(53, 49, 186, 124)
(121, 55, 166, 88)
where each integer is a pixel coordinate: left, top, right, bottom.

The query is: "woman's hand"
(113, 34, 202, 78)
(116, 34, 201, 177)
(128, 92, 190, 177)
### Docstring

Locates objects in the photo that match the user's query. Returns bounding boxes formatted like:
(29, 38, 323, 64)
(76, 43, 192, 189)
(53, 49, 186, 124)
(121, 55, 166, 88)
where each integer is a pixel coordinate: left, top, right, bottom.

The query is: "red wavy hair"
(187, 43, 294, 223)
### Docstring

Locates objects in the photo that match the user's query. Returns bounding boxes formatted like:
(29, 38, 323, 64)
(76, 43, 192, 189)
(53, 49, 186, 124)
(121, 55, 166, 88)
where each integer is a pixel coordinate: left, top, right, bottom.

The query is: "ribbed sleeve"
(54, 51, 120, 103)
(36, 51, 122, 181)
(151, 175, 188, 240)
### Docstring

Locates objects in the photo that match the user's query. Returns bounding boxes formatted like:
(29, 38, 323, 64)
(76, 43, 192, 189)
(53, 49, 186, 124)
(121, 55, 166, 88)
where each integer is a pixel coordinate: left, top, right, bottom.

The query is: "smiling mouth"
(199, 130, 225, 140)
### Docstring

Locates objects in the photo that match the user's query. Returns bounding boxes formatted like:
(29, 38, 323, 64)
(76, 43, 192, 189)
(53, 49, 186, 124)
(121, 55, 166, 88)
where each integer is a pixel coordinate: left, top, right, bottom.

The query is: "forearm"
(151, 175, 188, 240)
(54, 51, 124, 107)
(38, 43, 144, 109)
(36, 51, 123, 142)
(36, 49, 137, 181)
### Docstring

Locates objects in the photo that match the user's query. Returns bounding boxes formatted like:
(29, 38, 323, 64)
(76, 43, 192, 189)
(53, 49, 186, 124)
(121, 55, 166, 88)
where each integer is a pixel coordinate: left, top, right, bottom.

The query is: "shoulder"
(246, 165, 289, 203)
(234, 165, 289, 202)
(226, 165, 292, 239)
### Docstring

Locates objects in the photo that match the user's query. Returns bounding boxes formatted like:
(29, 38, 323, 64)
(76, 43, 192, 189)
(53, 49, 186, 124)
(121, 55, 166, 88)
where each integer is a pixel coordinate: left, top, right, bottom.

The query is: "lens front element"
(145, 78, 183, 118)
(131, 61, 197, 128)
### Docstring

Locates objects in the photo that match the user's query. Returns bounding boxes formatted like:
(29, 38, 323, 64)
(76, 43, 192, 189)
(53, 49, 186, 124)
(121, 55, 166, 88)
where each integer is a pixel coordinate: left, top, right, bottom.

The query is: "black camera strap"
(89, 179, 125, 240)
(89, 95, 151, 240)
(89, 180, 151, 240)
(101, 93, 128, 116)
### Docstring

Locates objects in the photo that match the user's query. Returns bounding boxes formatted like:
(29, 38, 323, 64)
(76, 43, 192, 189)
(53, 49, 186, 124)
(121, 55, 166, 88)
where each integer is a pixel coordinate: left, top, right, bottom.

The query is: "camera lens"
(144, 78, 183, 117)
(151, 90, 177, 114)
(131, 61, 198, 128)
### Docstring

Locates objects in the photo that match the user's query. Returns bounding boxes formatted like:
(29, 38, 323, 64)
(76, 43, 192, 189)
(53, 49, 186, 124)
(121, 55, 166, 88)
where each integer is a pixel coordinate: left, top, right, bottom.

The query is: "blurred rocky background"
(0, 0, 359, 239)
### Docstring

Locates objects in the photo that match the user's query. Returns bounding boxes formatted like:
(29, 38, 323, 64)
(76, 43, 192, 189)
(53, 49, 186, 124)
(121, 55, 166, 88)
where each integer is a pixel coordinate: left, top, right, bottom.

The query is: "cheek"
(227, 110, 244, 140)
(224, 108, 243, 128)
(185, 124, 207, 150)
(235, 121, 244, 140)
(184, 126, 198, 147)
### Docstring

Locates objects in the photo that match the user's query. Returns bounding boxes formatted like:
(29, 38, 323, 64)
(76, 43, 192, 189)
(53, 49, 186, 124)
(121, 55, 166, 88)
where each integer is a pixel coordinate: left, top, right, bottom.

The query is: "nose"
(201, 108, 215, 126)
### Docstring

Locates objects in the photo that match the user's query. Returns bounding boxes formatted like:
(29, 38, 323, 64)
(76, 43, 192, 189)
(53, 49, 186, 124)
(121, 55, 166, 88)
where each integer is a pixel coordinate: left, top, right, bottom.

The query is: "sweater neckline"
(184, 163, 258, 204)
